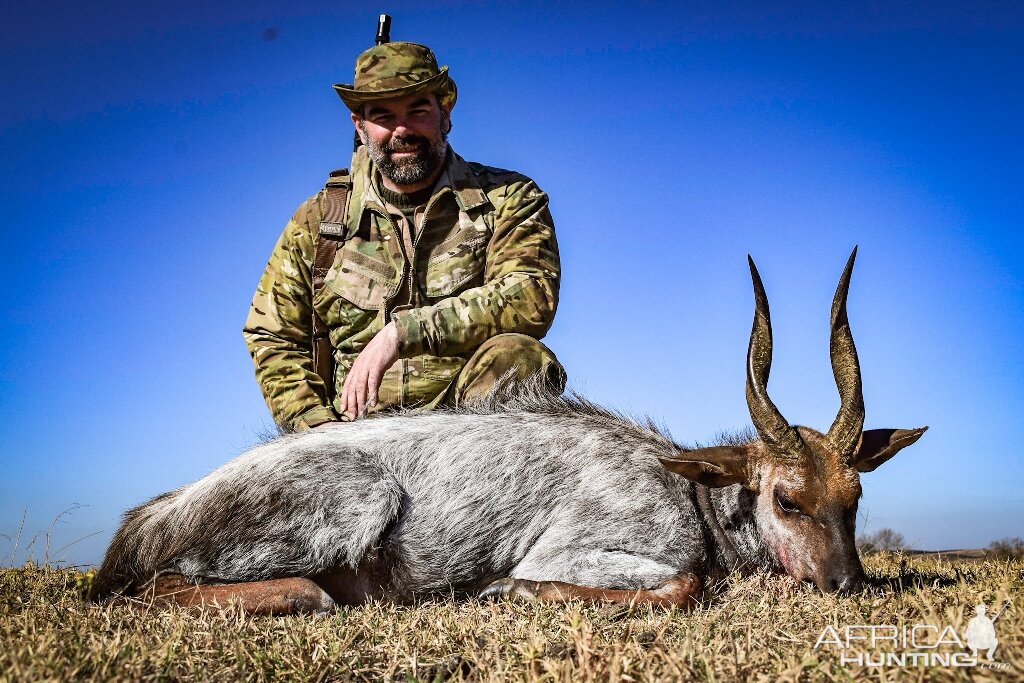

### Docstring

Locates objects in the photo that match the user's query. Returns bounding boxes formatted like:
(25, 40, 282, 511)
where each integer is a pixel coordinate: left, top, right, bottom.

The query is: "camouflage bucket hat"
(333, 42, 458, 113)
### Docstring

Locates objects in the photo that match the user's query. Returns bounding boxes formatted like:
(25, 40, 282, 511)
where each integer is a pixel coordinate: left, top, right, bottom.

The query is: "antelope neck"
(698, 484, 766, 575)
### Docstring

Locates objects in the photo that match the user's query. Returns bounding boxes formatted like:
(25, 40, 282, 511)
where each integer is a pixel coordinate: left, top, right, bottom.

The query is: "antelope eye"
(775, 491, 801, 515)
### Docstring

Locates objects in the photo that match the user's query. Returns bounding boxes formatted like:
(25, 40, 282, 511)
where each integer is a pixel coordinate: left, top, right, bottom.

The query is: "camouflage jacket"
(243, 146, 560, 430)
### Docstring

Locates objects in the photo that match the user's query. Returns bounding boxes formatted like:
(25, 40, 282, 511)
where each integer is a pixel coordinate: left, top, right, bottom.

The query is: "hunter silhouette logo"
(965, 602, 1001, 661)
(814, 599, 1012, 669)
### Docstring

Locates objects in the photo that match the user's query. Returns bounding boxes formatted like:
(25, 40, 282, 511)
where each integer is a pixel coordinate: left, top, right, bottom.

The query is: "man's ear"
(851, 427, 928, 472)
(351, 112, 366, 144)
(659, 445, 752, 487)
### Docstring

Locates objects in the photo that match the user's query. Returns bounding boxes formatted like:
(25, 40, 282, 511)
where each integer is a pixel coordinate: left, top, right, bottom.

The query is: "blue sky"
(1, 1, 1022, 567)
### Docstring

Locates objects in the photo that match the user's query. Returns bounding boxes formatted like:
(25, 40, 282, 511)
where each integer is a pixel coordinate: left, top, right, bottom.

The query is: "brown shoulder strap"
(312, 168, 351, 401)
(313, 167, 353, 284)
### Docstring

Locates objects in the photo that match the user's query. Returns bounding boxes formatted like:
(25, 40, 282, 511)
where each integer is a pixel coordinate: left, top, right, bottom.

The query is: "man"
(244, 40, 564, 431)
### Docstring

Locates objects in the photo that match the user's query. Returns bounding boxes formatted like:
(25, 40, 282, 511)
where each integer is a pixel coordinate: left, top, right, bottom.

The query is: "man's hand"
(340, 321, 400, 420)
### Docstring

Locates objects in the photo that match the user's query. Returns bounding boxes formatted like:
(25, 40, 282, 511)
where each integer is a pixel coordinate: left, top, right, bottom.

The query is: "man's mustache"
(386, 135, 429, 153)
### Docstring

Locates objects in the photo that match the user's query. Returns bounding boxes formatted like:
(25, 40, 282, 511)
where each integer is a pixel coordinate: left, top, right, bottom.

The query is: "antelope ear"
(659, 445, 752, 487)
(852, 427, 928, 472)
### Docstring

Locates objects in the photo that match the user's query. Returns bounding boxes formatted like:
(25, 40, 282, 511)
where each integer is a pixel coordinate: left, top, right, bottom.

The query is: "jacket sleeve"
(242, 198, 337, 430)
(391, 178, 560, 358)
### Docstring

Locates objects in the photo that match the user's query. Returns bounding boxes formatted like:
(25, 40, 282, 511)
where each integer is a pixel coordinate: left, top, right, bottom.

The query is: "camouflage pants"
(353, 333, 565, 419)
(441, 333, 566, 406)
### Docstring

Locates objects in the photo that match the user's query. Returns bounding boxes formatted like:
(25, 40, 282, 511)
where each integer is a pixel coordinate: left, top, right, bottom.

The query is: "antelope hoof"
(286, 583, 337, 614)
(479, 578, 540, 602)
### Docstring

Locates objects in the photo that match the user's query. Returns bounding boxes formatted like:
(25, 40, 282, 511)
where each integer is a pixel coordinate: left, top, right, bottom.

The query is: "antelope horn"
(745, 256, 804, 456)
(824, 247, 865, 456)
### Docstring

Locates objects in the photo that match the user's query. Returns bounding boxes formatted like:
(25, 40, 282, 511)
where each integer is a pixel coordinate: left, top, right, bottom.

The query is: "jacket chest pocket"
(324, 239, 400, 311)
(424, 219, 489, 298)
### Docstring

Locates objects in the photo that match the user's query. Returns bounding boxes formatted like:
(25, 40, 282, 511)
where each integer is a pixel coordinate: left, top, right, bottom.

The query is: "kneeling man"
(244, 38, 564, 430)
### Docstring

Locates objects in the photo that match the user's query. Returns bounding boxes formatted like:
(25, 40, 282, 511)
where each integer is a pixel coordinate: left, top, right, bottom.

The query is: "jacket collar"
(440, 149, 490, 212)
(347, 145, 489, 234)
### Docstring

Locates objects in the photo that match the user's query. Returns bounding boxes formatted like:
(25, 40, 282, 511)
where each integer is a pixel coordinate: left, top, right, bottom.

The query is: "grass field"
(1, 554, 1020, 682)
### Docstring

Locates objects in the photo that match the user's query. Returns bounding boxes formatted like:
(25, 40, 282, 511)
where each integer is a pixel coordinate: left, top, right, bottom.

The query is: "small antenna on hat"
(352, 15, 391, 152)
(376, 14, 391, 44)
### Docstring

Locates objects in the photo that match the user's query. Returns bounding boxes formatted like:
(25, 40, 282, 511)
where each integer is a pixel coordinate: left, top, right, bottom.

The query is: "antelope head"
(661, 248, 927, 593)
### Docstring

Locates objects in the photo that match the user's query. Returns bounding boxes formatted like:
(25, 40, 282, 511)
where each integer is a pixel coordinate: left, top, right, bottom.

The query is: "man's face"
(352, 93, 450, 189)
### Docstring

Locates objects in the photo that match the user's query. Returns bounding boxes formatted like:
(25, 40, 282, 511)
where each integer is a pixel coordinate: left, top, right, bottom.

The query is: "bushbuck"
(89, 248, 926, 614)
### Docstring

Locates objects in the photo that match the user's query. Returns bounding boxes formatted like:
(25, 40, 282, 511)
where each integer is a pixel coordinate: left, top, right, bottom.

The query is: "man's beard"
(361, 122, 448, 187)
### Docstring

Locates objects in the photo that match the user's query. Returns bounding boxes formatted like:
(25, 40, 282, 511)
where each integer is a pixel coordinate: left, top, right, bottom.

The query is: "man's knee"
(455, 334, 566, 402)
(470, 333, 563, 380)
(473, 333, 552, 360)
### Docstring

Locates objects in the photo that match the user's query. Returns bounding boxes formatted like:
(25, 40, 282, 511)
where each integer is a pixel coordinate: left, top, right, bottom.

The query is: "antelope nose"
(836, 573, 863, 594)
(824, 570, 864, 594)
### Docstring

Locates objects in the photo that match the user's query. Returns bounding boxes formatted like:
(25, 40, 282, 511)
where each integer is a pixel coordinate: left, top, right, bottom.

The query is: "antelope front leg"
(480, 573, 701, 608)
(141, 574, 335, 615)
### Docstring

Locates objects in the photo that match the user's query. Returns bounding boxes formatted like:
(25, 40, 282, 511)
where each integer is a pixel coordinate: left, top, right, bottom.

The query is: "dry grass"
(1, 555, 1021, 682)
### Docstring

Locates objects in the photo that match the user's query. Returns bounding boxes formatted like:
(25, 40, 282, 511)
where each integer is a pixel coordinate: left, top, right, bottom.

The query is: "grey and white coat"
(90, 249, 927, 609)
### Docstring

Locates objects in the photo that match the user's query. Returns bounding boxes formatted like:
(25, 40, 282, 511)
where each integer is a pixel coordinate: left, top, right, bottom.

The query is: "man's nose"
(392, 116, 413, 135)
